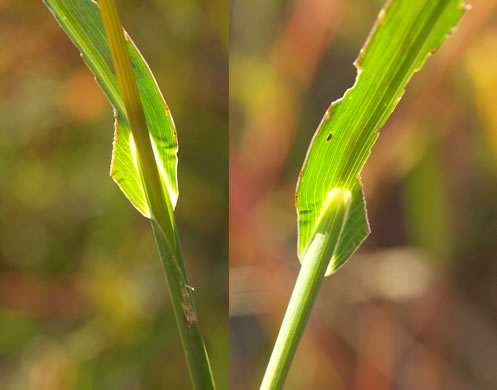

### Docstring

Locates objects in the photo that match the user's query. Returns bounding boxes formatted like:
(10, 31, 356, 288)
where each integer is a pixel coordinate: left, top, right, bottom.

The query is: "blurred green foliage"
(0, 0, 228, 389)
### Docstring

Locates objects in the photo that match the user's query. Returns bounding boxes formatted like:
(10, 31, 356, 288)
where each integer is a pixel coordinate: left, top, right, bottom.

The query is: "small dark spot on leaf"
(326, 133, 333, 141)
(429, 46, 440, 55)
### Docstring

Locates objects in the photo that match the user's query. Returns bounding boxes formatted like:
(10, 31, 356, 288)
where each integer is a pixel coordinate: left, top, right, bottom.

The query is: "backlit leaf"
(43, 0, 179, 217)
(297, 0, 467, 275)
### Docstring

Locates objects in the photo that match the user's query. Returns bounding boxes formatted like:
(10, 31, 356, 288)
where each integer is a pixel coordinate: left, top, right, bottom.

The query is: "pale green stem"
(260, 237, 330, 390)
(260, 189, 351, 390)
(98, 1, 215, 388)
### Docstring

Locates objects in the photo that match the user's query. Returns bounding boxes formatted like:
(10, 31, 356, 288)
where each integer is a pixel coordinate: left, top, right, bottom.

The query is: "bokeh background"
(230, 0, 497, 389)
(0, 0, 228, 389)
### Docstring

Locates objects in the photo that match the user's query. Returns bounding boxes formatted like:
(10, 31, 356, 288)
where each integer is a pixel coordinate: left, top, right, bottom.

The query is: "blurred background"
(0, 0, 228, 389)
(230, 0, 497, 389)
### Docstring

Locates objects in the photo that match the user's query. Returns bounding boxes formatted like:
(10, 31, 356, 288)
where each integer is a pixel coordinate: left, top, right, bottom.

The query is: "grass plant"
(260, 0, 468, 388)
(43, 0, 215, 388)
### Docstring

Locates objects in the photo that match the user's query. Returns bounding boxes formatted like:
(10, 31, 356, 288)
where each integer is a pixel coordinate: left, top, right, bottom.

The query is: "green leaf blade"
(297, 0, 467, 275)
(43, 0, 179, 217)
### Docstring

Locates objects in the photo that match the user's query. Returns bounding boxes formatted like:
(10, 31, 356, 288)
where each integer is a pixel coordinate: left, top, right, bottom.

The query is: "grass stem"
(260, 189, 351, 390)
(98, 1, 215, 388)
(260, 241, 329, 390)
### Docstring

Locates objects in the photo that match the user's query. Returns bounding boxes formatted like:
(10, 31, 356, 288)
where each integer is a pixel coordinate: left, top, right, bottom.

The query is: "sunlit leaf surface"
(297, 0, 467, 275)
(43, 0, 179, 217)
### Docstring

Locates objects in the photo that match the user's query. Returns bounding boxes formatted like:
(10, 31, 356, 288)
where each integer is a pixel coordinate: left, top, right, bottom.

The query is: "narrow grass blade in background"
(42, 0, 215, 388)
(261, 0, 467, 388)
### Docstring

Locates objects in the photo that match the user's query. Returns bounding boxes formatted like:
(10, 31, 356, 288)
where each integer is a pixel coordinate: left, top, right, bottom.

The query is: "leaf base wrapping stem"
(260, 189, 351, 390)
